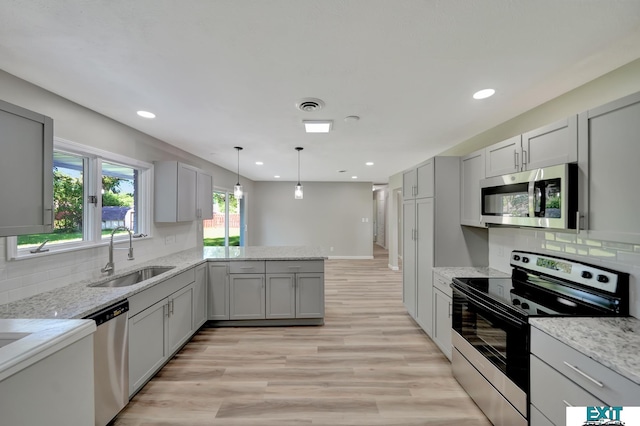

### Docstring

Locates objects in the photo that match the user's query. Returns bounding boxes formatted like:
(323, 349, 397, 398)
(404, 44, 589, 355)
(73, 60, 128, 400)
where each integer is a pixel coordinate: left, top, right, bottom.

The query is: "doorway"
(204, 191, 244, 246)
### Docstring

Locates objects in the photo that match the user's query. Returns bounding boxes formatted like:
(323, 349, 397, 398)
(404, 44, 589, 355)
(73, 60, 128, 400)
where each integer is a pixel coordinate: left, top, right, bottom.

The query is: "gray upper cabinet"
(578, 91, 640, 242)
(0, 99, 53, 237)
(402, 159, 434, 199)
(460, 149, 485, 227)
(154, 161, 213, 222)
(485, 135, 522, 177)
(485, 116, 577, 178)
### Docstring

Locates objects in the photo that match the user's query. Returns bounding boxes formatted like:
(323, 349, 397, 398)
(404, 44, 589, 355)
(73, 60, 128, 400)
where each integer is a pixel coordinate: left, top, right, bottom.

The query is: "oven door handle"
(452, 285, 526, 329)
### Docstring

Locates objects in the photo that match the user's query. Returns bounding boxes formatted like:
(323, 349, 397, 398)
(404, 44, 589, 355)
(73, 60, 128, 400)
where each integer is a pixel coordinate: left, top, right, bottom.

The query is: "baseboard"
(328, 255, 374, 260)
(388, 264, 399, 271)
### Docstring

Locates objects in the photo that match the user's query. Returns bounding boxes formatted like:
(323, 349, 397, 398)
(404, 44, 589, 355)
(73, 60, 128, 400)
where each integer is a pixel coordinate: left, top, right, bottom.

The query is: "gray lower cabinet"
(208, 262, 229, 320)
(432, 287, 452, 360)
(193, 263, 208, 329)
(127, 268, 196, 397)
(295, 273, 324, 318)
(229, 274, 265, 320)
(266, 274, 296, 319)
(530, 326, 640, 426)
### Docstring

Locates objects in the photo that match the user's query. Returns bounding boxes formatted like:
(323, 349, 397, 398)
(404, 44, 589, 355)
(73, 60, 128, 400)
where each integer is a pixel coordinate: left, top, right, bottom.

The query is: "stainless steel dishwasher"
(85, 299, 129, 426)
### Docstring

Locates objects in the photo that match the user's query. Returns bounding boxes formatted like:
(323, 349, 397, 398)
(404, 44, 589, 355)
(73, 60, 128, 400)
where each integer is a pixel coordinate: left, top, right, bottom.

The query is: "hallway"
(114, 246, 490, 425)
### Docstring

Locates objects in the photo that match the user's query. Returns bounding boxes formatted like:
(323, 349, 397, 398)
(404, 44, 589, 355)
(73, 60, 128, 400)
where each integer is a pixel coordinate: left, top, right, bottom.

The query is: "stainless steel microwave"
(480, 164, 578, 230)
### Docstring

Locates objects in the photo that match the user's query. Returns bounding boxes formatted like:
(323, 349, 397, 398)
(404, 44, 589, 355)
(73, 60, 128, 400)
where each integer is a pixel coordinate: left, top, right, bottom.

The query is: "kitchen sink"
(0, 332, 31, 349)
(91, 266, 175, 288)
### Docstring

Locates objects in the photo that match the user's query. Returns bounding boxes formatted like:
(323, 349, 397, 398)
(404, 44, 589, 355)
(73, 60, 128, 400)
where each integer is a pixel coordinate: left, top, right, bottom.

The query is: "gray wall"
(250, 181, 374, 258)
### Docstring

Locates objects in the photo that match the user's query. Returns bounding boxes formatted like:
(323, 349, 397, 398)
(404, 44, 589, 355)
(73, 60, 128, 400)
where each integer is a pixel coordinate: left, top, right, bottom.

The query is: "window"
(204, 190, 244, 246)
(8, 138, 152, 259)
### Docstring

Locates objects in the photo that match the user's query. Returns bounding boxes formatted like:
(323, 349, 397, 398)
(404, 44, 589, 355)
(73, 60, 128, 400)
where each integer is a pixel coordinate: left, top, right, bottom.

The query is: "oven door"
(451, 286, 529, 392)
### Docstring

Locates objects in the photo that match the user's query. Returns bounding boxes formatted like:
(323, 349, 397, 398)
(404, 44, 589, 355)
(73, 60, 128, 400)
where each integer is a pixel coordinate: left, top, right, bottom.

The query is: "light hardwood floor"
(114, 245, 491, 425)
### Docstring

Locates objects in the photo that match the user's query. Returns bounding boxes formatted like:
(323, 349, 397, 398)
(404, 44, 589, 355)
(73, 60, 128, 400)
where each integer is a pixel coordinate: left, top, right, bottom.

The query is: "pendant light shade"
(294, 147, 303, 199)
(234, 146, 243, 199)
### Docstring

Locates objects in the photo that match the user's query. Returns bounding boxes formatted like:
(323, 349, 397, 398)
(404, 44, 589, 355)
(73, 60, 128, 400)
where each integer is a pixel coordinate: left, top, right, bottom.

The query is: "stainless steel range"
(450, 251, 629, 426)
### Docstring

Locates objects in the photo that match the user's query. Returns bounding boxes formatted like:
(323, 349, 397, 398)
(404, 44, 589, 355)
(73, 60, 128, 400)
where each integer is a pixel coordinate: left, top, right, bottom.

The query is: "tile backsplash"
(489, 227, 640, 319)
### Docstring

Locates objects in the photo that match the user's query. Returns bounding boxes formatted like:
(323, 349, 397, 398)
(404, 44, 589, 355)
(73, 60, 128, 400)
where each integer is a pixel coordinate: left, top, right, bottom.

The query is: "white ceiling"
(1, 1, 640, 184)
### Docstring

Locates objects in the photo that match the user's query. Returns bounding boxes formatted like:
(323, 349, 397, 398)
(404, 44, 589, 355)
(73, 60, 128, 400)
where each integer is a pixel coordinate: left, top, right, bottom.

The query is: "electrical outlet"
(165, 235, 175, 245)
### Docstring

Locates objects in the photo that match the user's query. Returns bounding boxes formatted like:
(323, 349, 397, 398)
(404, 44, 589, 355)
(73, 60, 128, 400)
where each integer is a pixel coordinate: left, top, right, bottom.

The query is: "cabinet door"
(296, 273, 325, 318)
(415, 198, 434, 336)
(460, 149, 485, 227)
(229, 274, 265, 320)
(177, 163, 197, 221)
(129, 298, 168, 396)
(0, 100, 53, 237)
(167, 284, 194, 355)
(208, 263, 229, 320)
(266, 274, 295, 319)
(485, 135, 521, 177)
(193, 264, 208, 328)
(197, 171, 213, 220)
(432, 287, 452, 360)
(402, 168, 417, 199)
(402, 199, 417, 318)
(579, 92, 640, 241)
(522, 116, 577, 171)
(415, 159, 434, 198)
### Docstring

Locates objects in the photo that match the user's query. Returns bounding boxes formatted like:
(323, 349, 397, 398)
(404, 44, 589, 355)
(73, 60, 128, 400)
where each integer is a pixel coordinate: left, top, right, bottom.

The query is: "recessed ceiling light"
(274, 175, 280, 178)
(366, 162, 374, 166)
(352, 176, 358, 179)
(473, 89, 495, 100)
(256, 161, 264, 165)
(303, 120, 332, 133)
(137, 110, 156, 119)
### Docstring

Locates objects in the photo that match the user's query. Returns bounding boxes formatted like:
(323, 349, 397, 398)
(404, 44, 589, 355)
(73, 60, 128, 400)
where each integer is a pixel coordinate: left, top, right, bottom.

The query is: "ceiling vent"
(296, 98, 325, 112)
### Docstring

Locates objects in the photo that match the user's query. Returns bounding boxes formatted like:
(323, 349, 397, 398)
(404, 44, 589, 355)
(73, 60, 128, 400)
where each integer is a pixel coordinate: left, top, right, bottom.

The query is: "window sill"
(6, 234, 153, 261)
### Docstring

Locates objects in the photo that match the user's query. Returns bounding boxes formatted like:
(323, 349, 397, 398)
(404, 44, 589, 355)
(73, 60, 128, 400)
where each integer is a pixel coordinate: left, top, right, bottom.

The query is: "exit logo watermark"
(567, 406, 640, 425)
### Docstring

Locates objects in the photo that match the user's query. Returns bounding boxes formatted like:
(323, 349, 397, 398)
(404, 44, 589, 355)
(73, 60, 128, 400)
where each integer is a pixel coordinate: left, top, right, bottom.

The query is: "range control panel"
(510, 251, 625, 294)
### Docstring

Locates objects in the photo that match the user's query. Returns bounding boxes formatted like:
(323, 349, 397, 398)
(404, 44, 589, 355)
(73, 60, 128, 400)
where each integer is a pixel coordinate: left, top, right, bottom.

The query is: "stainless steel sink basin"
(91, 266, 175, 288)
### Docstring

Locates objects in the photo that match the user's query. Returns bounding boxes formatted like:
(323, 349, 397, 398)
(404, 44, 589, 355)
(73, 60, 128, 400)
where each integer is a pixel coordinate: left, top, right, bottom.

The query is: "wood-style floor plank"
(114, 245, 490, 425)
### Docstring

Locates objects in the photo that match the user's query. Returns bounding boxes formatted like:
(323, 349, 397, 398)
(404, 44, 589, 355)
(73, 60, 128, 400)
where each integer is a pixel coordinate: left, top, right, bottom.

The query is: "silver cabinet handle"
(288, 266, 301, 269)
(448, 302, 452, 318)
(563, 361, 604, 387)
(522, 149, 528, 166)
(241, 266, 255, 270)
(514, 150, 519, 170)
(576, 211, 581, 235)
(169, 299, 174, 315)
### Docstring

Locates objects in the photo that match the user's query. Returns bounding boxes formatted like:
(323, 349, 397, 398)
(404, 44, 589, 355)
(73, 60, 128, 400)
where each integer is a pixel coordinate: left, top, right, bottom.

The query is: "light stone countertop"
(530, 316, 640, 386)
(0, 246, 326, 320)
(432, 266, 510, 282)
(0, 318, 96, 382)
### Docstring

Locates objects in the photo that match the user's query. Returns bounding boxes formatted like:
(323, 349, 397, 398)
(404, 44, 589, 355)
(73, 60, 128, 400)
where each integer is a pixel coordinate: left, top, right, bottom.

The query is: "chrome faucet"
(101, 226, 135, 275)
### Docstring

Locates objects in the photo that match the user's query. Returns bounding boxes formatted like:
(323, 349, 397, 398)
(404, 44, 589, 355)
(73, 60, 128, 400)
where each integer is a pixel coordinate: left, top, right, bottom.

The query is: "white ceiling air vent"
(296, 98, 325, 112)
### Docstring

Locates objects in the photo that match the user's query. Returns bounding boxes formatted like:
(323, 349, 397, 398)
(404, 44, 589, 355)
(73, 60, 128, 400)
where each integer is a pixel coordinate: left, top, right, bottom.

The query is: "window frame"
(6, 137, 153, 260)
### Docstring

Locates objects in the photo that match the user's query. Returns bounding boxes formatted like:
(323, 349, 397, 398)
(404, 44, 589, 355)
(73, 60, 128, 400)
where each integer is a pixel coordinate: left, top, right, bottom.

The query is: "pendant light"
(233, 146, 243, 199)
(294, 147, 304, 199)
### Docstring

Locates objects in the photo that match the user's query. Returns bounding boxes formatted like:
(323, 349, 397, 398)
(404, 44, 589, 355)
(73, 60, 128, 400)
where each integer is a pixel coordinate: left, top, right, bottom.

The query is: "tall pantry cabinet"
(402, 156, 487, 338)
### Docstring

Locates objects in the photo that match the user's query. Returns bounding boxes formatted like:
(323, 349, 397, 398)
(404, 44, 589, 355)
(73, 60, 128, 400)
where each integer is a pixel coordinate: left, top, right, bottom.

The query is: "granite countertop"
(432, 266, 510, 281)
(530, 316, 640, 386)
(0, 318, 95, 381)
(0, 246, 326, 320)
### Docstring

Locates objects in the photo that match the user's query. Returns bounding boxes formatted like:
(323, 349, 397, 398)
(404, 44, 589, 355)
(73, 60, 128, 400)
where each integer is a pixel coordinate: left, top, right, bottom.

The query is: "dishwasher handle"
(85, 299, 129, 326)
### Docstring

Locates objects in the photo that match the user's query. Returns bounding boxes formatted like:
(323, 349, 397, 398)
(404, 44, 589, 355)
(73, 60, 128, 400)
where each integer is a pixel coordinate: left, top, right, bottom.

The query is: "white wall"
(250, 181, 373, 258)
(0, 69, 253, 304)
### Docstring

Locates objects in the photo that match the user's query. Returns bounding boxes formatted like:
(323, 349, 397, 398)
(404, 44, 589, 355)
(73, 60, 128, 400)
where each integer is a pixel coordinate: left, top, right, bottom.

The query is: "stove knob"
(522, 257, 530, 263)
(581, 271, 593, 279)
(521, 303, 530, 310)
(512, 298, 521, 306)
(597, 275, 609, 283)
(513, 255, 521, 261)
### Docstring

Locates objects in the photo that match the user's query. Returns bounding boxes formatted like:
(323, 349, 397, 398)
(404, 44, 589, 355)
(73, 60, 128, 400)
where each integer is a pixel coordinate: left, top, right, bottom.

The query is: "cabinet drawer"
(266, 260, 324, 274)
(129, 268, 195, 317)
(530, 355, 605, 426)
(432, 272, 452, 297)
(531, 326, 640, 406)
(229, 261, 265, 274)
